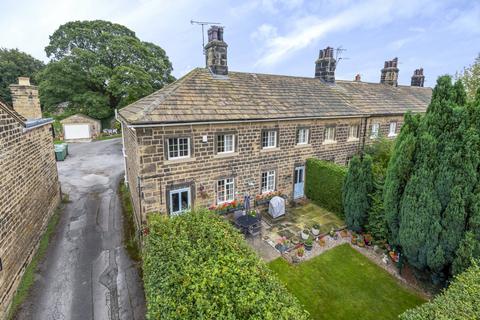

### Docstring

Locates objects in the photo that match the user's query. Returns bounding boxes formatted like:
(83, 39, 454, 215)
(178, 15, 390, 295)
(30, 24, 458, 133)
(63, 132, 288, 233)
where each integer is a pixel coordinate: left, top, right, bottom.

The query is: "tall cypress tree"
(343, 155, 373, 232)
(385, 75, 480, 275)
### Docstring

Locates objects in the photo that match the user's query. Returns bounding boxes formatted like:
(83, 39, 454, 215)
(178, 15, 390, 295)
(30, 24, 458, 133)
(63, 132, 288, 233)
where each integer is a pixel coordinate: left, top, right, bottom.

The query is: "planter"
(340, 229, 349, 238)
(311, 227, 320, 236)
(301, 230, 310, 240)
(304, 243, 313, 251)
(254, 199, 270, 206)
(319, 238, 326, 247)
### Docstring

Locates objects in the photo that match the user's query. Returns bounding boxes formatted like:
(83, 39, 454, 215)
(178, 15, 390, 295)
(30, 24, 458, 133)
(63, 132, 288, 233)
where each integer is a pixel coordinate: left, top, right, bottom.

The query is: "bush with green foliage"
(384, 76, 480, 275)
(400, 263, 480, 320)
(305, 158, 347, 216)
(143, 210, 309, 320)
(343, 155, 374, 231)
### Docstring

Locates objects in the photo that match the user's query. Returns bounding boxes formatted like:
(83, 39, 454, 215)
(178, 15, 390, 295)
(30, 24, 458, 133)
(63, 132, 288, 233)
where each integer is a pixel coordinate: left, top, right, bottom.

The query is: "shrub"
(143, 210, 309, 320)
(305, 158, 347, 216)
(400, 263, 480, 320)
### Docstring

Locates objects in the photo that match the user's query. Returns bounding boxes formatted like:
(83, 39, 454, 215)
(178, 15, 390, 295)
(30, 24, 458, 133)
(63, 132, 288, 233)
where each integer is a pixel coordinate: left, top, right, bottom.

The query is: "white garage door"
(64, 124, 90, 140)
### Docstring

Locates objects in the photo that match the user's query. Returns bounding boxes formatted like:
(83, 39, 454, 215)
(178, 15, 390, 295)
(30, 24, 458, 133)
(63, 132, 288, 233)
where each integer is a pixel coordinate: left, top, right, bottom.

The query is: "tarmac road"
(15, 138, 145, 320)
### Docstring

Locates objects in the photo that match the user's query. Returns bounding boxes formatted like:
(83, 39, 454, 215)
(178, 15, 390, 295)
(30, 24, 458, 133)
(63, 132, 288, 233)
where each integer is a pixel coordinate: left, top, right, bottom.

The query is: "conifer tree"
(343, 155, 373, 232)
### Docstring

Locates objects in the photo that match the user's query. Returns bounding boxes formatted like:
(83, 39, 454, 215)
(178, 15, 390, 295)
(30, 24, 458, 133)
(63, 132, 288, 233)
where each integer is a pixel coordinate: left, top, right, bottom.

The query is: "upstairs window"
(167, 137, 190, 159)
(324, 126, 336, 142)
(262, 130, 277, 148)
(371, 123, 380, 139)
(261, 170, 275, 193)
(348, 125, 359, 140)
(217, 134, 235, 153)
(217, 178, 235, 204)
(388, 122, 397, 137)
(297, 128, 309, 145)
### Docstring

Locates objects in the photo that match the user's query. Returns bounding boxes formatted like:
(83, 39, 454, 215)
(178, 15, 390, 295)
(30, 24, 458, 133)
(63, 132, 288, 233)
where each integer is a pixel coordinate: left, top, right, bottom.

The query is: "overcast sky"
(1, 0, 479, 86)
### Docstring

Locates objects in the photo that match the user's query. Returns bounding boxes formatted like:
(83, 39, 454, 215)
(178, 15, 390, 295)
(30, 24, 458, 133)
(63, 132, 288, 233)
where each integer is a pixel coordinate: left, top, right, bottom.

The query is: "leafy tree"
(343, 155, 374, 232)
(39, 20, 174, 119)
(0, 48, 44, 104)
(458, 53, 480, 101)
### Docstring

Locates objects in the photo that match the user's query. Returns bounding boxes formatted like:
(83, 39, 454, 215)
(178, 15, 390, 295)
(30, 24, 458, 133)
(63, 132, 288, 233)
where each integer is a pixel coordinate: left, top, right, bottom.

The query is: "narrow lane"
(15, 139, 145, 320)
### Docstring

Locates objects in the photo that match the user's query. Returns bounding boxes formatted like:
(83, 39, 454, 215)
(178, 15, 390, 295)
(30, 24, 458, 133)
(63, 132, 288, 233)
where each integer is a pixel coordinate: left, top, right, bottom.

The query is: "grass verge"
(119, 181, 141, 263)
(7, 195, 67, 319)
(268, 244, 426, 320)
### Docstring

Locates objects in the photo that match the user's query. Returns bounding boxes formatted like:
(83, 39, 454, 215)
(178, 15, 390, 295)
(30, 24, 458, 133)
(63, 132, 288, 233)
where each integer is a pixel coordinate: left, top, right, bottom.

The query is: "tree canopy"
(458, 54, 480, 101)
(383, 75, 480, 276)
(0, 48, 44, 104)
(38, 20, 175, 119)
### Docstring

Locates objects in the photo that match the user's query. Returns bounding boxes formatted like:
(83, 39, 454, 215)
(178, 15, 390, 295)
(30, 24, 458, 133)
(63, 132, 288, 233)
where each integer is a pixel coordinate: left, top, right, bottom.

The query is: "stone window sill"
(164, 157, 196, 165)
(322, 140, 337, 145)
(261, 147, 280, 153)
(214, 152, 238, 159)
(347, 137, 360, 142)
(295, 143, 312, 148)
(388, 134, 397, 138)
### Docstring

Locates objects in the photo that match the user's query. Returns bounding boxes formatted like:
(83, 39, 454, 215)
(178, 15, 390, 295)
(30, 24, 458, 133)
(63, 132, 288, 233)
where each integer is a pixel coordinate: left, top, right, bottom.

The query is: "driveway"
(16, 138, 145, 320)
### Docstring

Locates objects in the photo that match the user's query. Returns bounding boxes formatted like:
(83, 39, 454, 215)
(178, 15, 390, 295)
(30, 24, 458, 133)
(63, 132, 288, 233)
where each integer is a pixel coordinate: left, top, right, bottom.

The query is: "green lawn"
(268, 244, 426, 320)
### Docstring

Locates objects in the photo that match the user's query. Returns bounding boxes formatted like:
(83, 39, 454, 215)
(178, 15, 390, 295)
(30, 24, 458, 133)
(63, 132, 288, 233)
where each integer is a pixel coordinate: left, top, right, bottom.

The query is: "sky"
(1, 0, 479, 87)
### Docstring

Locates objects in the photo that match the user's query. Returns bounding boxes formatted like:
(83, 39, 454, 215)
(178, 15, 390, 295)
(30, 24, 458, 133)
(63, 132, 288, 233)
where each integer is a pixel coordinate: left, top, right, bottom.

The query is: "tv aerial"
(335, 46, 349, 65)
(191, 20, 223, 55)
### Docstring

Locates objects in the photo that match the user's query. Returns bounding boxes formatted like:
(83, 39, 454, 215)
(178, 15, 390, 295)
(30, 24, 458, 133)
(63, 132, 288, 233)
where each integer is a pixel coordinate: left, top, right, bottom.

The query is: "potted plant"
(301, 229, 310, 240)
(356, 234, 365, 247)
(318, 236, 326, 247)
(351, 233, 357, 244)
(297, 247, 305, 257)
(304, 238, 313, 251)
(364, 234, 373, 246)
(311, 224, 320, 236)
(340, 229, 349, 238)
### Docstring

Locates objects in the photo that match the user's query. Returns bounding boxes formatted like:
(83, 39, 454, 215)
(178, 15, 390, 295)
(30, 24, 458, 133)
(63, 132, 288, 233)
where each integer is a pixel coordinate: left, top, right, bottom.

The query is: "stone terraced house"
(118, 26, 431, 228)
(0, 78, 60, 317)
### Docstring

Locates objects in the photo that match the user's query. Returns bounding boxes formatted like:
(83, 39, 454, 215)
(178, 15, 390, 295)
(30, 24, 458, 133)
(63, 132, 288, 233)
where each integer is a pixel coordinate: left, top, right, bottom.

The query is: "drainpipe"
(116, 109, 128, 185)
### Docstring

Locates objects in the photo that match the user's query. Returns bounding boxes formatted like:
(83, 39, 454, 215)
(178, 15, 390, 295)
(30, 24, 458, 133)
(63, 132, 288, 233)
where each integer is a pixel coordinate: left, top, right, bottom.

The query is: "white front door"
(294, 166, 305, 199)
(64, 124, 90, 140)
(169, 187, 191, 216)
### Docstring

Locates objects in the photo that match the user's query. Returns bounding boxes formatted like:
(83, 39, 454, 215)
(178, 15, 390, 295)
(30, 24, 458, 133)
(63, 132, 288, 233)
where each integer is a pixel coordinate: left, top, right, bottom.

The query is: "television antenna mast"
(335, 46, 349, 65)
(190, 20, 223, 55)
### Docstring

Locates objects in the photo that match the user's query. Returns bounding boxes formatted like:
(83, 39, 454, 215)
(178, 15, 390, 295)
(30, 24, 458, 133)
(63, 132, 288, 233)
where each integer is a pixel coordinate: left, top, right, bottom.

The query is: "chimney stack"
(9, 77, 42, 120)
(204, 26, 228, 75)
(411, 68, 425, 87)
(354, 74, 361, 82)
(380, 58, 399, 86)
(315, 47, 336, 83)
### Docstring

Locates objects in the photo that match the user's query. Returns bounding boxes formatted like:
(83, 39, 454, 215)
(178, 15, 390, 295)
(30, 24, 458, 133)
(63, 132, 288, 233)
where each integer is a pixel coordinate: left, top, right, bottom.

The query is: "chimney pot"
(411, 68, 425, 87)
(205, 26, 228, 75)
(315, 46, 336, 83)
(354, 74, 361, 81)
(380, 57, 399, 86)
(18, 77, 31, 86)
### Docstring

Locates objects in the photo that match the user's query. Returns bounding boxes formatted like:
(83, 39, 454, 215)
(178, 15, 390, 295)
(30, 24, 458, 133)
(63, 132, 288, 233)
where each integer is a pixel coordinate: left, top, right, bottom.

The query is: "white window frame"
(371, 123, 380, 139)
(297, 128, 309, 145)
(167, 137, 190, 160)
(348, 125, 359, 140)
(169, 187, 191, 216)
(324, 126, 336, 143)
(217, 134, 235, 154)
(388, 122, 397, 137)
(261, 170, 276, 193)
(217, 178, 235, 204)
(262, 130, 277, 149)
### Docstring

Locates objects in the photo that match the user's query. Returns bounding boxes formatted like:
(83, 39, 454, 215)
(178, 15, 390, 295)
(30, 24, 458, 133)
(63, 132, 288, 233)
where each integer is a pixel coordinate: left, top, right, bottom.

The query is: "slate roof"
(119, 68, 432, 125)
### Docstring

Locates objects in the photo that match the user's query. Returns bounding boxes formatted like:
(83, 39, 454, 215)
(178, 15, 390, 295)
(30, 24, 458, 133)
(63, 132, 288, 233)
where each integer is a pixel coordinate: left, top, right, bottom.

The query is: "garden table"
(236, 215, 262, 236)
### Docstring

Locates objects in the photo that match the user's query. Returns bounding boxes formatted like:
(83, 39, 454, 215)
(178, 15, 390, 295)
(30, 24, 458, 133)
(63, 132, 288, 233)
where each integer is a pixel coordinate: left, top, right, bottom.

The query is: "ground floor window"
(217, 178, 235, 203)
(169, 187, 191, 216)
(261, 170, 276, 193)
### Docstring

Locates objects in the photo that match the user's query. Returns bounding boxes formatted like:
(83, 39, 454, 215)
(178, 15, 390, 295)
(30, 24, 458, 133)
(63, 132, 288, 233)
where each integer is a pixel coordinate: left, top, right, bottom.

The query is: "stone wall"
(0, 107, 61, 317)
(123, 115, 404, 222)
(122, 123, 142, 227)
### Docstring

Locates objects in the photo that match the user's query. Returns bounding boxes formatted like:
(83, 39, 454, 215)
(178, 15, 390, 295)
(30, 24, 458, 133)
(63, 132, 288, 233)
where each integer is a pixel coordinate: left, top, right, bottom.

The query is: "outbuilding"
(61, 114, 101, 140)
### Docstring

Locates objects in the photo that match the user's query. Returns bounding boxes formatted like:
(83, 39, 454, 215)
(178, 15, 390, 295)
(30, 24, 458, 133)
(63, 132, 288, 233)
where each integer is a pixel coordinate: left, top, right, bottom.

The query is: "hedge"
(143, 210, 309, 320)
(400, 263, 480, 320)
(305, 158, 347, 216)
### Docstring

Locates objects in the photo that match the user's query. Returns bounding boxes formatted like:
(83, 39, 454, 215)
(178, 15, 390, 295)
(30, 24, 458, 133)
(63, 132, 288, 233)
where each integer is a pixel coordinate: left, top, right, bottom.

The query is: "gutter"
(23, 118, 54, 132)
